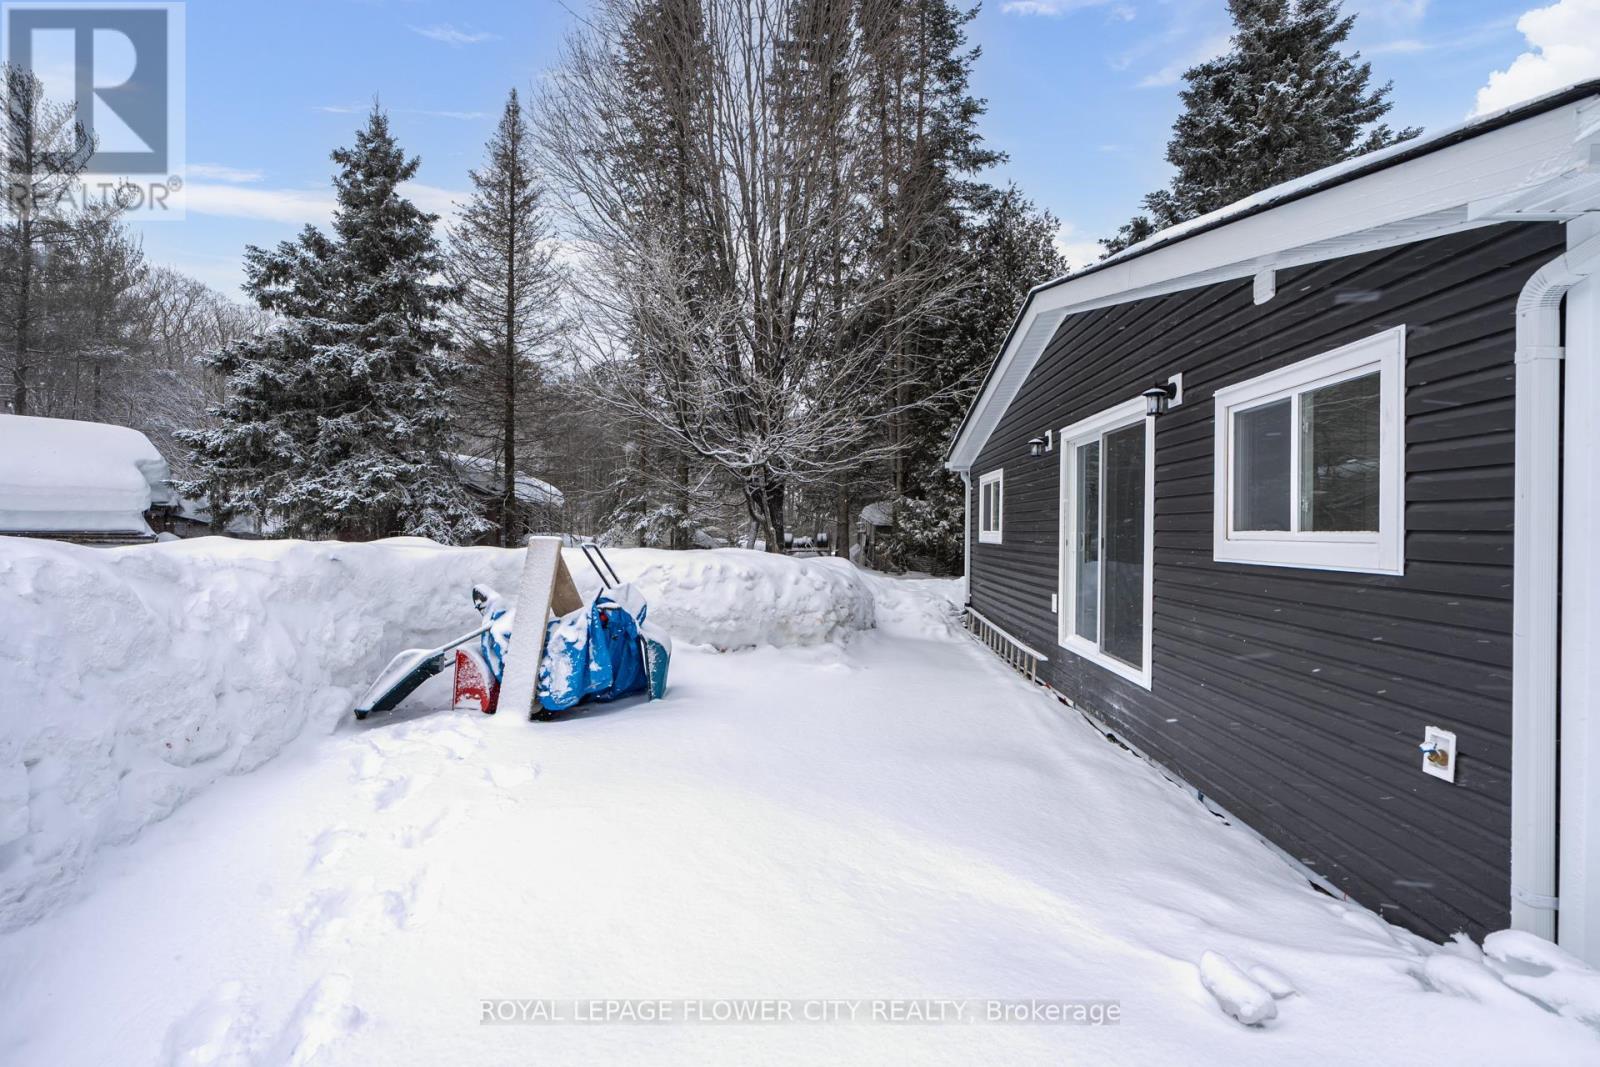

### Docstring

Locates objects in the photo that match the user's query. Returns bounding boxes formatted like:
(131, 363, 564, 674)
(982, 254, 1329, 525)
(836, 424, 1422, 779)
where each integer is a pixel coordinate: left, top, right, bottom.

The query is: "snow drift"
(0, 537, 956, 931)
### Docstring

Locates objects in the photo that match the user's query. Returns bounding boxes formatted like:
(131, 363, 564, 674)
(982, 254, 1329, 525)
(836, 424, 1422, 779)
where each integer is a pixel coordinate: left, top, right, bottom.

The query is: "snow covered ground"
(1, 539, 1598, 1064)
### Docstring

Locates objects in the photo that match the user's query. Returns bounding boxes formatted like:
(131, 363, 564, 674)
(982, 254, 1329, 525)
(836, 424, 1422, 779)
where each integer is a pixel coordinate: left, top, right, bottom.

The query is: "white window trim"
(1212, 325, 1406, 576)
(1057, 396, 1155, 690)
(978, 468, 1004, 544)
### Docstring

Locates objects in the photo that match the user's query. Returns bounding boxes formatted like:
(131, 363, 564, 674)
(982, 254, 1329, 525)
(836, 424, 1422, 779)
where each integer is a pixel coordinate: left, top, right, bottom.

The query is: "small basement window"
(978, 469, 1003, 544)
(1212, 326, 1405, 575)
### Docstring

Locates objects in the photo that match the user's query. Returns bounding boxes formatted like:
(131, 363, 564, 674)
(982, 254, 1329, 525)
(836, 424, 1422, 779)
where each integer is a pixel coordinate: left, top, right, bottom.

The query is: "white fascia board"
(947, 98, 1597, 474)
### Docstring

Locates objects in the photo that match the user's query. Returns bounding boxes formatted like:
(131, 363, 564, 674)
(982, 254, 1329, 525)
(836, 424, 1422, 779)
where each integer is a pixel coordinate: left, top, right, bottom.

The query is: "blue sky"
(133, 0, 1583, 294)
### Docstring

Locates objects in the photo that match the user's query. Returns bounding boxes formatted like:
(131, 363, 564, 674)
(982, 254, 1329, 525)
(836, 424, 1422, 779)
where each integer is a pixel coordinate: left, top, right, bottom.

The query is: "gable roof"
(945, 78, 1600, 473)
(449, 453, 565, 509)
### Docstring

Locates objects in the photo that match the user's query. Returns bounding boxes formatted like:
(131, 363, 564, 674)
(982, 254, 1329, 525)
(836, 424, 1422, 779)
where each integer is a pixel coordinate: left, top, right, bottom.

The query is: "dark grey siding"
(967, 222, 1565, 942)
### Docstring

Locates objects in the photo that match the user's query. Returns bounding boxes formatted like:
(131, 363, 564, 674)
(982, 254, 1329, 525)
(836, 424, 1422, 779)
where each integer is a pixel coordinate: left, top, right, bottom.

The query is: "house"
(946, 80, 1600, 965)
(853, 500, 894, 566)
(449, 453, 566, 541)
(147, 494, 264, 540)
(0, 415, 174, 545)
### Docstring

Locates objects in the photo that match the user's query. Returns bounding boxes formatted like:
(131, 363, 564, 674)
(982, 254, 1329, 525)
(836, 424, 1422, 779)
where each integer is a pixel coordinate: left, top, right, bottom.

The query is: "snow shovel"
(352, 625, 490, 720)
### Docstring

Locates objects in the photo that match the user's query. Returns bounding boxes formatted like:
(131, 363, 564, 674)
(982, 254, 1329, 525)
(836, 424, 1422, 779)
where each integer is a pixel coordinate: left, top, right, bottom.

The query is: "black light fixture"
(1143, 382, 1178, 417)
(1028, 436, 1047, 458)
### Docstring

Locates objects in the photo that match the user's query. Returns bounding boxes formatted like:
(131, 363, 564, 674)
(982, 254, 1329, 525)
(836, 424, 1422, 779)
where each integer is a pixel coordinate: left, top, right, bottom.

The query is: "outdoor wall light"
(1029, 430, 1053, 458)
(1143, 382, 1178, 417)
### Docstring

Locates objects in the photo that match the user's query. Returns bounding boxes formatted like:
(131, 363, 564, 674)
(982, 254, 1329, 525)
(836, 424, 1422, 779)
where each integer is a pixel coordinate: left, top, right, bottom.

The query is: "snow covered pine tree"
(180, 107, 485, 542)
(1102, 0, 1419, 256)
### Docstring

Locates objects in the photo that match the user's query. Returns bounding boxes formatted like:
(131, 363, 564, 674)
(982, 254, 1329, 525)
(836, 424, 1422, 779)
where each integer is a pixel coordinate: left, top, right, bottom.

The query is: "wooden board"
(551, 554, 582, 616)
(496, 536, 565, 718)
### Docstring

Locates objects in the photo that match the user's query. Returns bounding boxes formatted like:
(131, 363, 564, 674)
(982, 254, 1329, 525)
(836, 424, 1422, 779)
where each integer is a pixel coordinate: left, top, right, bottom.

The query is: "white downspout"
(960, 470, 973, 604)
(1513, 232, 1600, 939)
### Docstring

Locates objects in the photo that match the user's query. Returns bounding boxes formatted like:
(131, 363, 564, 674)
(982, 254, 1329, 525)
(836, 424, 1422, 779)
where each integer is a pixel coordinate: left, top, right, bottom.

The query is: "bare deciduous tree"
(536, 0, 955, 550)
(0, 63, 93, 415)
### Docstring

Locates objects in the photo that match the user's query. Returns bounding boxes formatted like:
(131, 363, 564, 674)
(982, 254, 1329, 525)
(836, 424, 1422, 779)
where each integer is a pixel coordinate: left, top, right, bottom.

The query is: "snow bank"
(587, 548, 879, 648)
(0, 537, 525, 932)
(0, 538, 953, 931)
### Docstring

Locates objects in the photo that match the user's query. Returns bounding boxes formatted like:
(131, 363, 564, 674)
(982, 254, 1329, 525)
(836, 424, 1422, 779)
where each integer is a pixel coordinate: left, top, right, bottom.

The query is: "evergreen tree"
(857, 0, 1002, 501)
(603, 0, 717, 550)
(447, 89, 566, 546)
(880, 184, 1066, 572)
(1102, 0, 1418, 256)
(180, 107, 484, 543)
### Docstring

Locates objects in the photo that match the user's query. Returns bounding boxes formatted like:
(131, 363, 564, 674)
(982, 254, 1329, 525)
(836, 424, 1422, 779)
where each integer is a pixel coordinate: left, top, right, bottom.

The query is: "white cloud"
(187, 163, 264, 183)
(1363, 38, 1430, 56)
(184, 183, 336, 225)
(182, 181, 465, 227)
(409, 24, 498, 46)
(1362, 15, 1518, 58)
(407, 109, 490, 121)
(403, 183, 467, 220)
(313, 103, 365, 115)
(1053, 223, 1103, 271)
(1351, 1, 1430, 27)
(1138, 32, 1231, 88)
(1472, 0, 1600, 117)
(999, 0, 1115, 16)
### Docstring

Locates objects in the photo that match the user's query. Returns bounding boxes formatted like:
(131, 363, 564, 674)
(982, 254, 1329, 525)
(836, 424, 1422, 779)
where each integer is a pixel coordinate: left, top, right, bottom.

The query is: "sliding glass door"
(1060, 402, 1153, 687)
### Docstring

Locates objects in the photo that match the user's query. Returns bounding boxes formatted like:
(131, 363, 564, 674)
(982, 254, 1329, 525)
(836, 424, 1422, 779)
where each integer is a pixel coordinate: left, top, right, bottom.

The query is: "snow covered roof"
(946, 78, 1600, 473)
(860, 501, 894, 528)
(0, 415, 172, 534)
(449, 454, 565, 509)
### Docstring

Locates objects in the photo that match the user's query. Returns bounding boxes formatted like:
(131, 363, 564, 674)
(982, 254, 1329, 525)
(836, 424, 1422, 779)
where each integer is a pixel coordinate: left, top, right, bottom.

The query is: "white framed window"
(978, 469, 1004, 544)
(1058, 397, 1154, 689)
(1212, 325, 1405, 575)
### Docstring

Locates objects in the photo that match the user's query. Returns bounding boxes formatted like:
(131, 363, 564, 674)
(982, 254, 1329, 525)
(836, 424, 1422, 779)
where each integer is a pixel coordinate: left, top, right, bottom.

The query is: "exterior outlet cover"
(1051, 593, 1059, 614)
(1422, 726, 1457, 783)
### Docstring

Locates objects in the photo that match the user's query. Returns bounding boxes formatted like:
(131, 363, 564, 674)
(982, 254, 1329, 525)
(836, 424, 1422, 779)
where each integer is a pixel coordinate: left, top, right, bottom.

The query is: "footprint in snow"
(257, 974, 365, 1066)
(292, 886, 354, 948)
(382, 866, 442, 930)
(368, 773, 412, 811)
(348, 747, 385, 783)
(160, 980, 258, 1066)
(395, 804, 466, 849)
(305, 827, 361, 873)
(482, 761, 539, 792)
(426, 726, 485, 761)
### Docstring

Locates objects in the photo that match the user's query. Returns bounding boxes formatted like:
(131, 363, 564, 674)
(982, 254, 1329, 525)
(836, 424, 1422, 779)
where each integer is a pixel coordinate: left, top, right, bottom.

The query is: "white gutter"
(1512, 231, 1600, 938)
(960, 470, 973, 603)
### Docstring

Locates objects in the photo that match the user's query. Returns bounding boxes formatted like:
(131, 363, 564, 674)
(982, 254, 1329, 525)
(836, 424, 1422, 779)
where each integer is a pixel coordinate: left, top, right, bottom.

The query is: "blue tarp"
(537, 587, 652, 712)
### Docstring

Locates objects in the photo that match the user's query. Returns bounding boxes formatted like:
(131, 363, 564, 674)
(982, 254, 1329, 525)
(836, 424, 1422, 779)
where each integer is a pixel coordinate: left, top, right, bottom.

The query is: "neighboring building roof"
(0, 415, 171, 535)
(449, 453, 565, 509)
(860, 501, 893, 528)
(946, 78, 1600, 473)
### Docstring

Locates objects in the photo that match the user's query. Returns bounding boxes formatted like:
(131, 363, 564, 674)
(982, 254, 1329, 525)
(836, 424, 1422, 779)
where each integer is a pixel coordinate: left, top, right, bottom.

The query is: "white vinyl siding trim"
(1057, 397, 1155, 690)
(978, 469, 1004, 544)
(1212, 326, 1406, 575)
